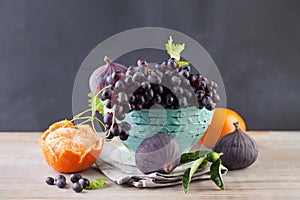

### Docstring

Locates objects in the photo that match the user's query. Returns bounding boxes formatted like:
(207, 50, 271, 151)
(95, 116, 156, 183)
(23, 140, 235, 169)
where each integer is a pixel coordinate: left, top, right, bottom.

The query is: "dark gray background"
(0, 0, 299, 131)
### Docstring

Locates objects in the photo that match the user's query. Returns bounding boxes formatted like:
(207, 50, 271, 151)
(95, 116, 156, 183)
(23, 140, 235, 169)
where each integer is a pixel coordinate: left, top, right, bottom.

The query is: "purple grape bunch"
(98, 58, 220, 141)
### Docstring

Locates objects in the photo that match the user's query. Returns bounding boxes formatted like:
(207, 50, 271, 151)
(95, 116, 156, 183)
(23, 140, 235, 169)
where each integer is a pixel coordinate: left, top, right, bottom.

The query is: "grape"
(126, 66, 136, 76)
(148, 74, 161, 84)
(181, 65, 191, 72)
(170, 76, 181, 86)
(133, 104, 143, 110)
(124, 76, 133, 84)
(122, 103, 132, 113)
(105, 75, 114, 85)
(111, 123, 121, 136)
(141, 81, 151, 91)
(120, 121, 131, 130)
(114, 80, 125, 92)
(112, 104, 123, 113)
(137, 58, 146, 66)
(151, 69, 163, 78)
(111, 70, 124, 82)
(134, 94, 145, 105)
(188, 74, 196, 87)
(132, 71, 145, 82)
(105, 130, 114, 139)
(197, 91, 205, 103)
(152, 94, 161, 104)
(129, 95, 135, 103)
(118, 92, 128, 103)
(152, 84, 164, 94)
(144, 89, 154, 101)
(201, 96, 215, 110)
(199, 80, 206, 89)
(167, 58, 178, 69)
(212, 94, 220, 103)
(119, 130, 129, 141)
(183, 90, 192, 99)
(104, 112, 113, 125)
(179, 97, 188, 108)
(137, 65, 148, 75)
(101, 87, 112, 100)
(105, 99, 112, 109)
(181, 77, 190, 87)
(179, 70, 189, 78)
(165, 94, 174, 106)
(173, 86, 183, 96)
(116, 112, 125, 120)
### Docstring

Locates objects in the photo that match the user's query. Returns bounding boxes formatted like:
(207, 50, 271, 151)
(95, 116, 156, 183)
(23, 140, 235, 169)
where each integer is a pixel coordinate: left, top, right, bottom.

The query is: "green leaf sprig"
(181, 150, 224, 193)
(68, 85, 110, 133)
(85, 178, 107, 190)
(165, 36, 189, 67)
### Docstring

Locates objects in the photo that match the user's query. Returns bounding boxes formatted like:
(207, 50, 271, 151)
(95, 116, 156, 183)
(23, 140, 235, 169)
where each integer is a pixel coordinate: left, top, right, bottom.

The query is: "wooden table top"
(0, 131, 299, 199)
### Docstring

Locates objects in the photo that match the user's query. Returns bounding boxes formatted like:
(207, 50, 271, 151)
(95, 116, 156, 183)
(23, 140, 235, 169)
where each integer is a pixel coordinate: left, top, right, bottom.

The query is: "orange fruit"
(200, 108, 246, 147)
(39, 120, 104, 173)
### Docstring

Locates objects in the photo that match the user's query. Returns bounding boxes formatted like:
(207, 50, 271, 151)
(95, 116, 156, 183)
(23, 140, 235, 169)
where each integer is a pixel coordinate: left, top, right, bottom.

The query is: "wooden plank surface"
(0, 131, 300, 199)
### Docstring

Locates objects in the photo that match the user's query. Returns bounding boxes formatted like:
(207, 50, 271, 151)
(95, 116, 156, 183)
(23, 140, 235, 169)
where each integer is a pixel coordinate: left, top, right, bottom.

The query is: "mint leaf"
(85, 178, 107, 190)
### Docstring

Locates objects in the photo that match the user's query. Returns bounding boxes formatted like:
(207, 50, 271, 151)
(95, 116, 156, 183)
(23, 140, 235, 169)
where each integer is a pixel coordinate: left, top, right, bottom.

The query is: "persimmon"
(39, 120, 104, 173)
(200, 108, 246, 147)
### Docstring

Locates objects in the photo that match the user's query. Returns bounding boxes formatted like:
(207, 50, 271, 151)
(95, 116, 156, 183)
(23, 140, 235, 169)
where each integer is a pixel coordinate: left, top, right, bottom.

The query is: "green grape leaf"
(177, 61, 189, 67)
(85, 178, 107, 190)
(88, 92, 105, 116)
(166, 36, 185, 61)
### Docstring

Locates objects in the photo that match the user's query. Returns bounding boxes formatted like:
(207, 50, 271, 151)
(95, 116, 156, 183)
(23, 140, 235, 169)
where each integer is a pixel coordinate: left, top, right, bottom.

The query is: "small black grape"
(119, 130, 129, 141)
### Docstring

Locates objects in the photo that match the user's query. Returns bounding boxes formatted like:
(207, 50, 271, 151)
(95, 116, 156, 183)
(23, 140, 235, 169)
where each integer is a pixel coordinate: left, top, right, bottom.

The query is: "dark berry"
(56, 179, 66, 188)
(55, 174, 66, 182)
(78, 178, 90, 189)
(120, 121, 131, 130)
(46, 177, 54, 185)
(119, 130, 129, 141)
(72, 182, 84, 193)
(70, 173, 82, 183)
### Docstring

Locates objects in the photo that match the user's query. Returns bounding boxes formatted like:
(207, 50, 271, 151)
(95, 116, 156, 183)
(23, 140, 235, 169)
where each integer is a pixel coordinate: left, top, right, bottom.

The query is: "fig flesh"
(135, 133, 181, 174)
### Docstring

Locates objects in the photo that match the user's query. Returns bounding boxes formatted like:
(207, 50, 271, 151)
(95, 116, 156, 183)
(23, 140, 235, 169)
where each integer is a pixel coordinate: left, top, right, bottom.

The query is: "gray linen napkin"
(95, 140, 228, 188)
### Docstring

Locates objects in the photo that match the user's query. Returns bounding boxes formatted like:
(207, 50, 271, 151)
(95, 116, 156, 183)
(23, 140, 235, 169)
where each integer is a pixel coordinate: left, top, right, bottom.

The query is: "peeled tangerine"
(39, 120, 104, 173)
(213, 122, 258, 170)
(135, 133, 181, 174)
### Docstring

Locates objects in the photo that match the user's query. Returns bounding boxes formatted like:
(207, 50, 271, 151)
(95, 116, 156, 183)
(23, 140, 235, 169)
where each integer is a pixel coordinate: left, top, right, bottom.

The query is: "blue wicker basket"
(117, 107, 214, 153)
